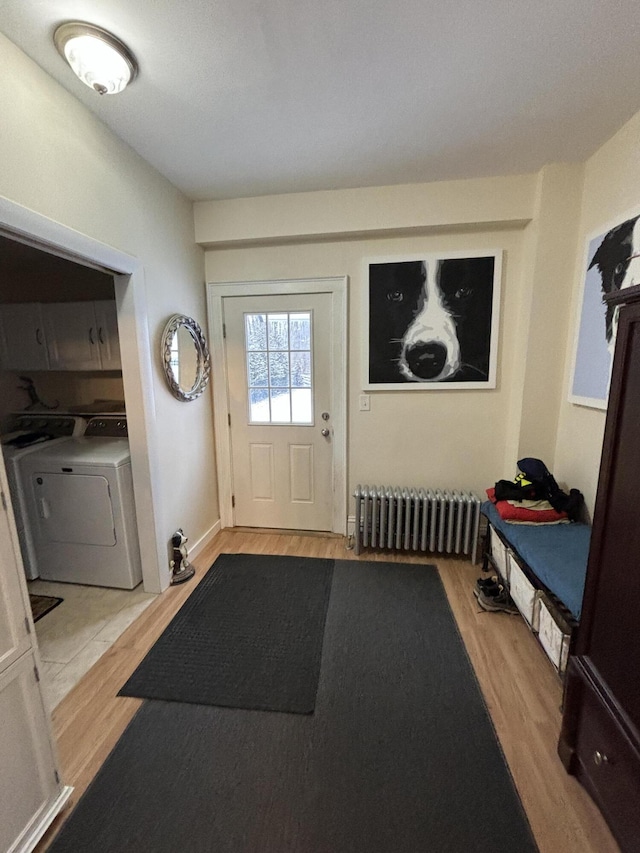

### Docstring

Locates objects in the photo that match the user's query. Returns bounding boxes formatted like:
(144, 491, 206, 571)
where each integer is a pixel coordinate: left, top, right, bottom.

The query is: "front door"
(224, 293, 333, 531)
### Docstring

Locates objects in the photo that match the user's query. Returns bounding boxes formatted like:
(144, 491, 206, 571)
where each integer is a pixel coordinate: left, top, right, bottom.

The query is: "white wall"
(514, 164, 584, 467)
(194, 174, 535, 246)
(200, 177, 543, 499)
(207, 233, 521, 498)
(555, 109, 640, 515)
(0, 33, 219, 589)
(199, 167, 591, 514)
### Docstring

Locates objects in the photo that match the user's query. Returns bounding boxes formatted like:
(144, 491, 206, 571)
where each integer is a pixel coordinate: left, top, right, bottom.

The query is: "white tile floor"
(29, 579, 156, 713)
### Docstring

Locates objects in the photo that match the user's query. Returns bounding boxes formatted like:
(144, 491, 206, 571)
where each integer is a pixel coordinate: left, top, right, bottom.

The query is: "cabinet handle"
(89, 327, 95, 345)
(36, 328, 43, 346)
(593, 750, 609, 766)
(98, 327, 105, 344)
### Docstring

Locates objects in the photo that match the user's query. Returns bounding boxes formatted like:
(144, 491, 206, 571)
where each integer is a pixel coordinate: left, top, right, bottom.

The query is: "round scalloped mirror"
(161, 314, 211, 401)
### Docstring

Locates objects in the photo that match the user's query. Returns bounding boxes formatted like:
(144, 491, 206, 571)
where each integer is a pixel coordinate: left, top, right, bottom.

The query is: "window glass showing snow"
(289, 313, 311, 350)
(291, 389, 312, 422)
(244, 311, 313, 424)
(245, 314, 267, 350)
(267, 314, 289, 350)
(290, 351, 311, 387)
(269, 351, 289, 387)
(249, 387, 270, 422)
(247, 352, 268, 387)
(270, 389, 291, 423)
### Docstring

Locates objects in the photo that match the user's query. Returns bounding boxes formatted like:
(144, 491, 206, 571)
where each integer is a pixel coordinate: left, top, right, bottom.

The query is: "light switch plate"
(359, 394, 370, 411)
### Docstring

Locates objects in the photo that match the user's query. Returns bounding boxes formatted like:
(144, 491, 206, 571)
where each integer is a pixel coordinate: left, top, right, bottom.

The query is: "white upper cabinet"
(0, 301, 121, 372)
(93, 300, 121, 371)
(0, 304, 50, 371)
(45, 301, 121, 371)
(45, 301, 100, 371)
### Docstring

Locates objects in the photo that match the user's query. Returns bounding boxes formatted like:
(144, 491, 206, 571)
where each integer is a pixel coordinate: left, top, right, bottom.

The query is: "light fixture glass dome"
(54, 22, 138, 95)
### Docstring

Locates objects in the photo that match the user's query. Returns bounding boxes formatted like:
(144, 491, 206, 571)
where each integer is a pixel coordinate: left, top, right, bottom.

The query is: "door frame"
(207, 277, 348, 534)
(0, 194, 164, 592)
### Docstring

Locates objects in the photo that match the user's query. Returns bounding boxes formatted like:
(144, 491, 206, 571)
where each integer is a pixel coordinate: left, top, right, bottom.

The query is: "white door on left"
(0, 461, 70, 853)
(0, 652, 64, 853)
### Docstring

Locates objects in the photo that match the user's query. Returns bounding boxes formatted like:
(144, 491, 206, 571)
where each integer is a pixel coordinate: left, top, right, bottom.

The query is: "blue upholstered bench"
(481, 501, 590, 620)
(480, 501, 591, 675)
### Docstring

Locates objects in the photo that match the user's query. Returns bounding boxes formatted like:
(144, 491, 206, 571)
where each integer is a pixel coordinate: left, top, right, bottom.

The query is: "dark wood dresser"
(559, 284, 640, 853)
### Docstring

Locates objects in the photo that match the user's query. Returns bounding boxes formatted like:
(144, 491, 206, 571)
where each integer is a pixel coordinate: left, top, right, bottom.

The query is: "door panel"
(44, 302, 100, 371)
(0, 304, 49, 371)
(224, 293, 332, 531)
(32, 473, 116, 546)
(290, 445, 313, 502)
(94, 300, 122, 370)
(249, 444, 275, 500)
(0, 490, 30, 672)
(0, 453, 64, 853)
(0, 652, 60, 853)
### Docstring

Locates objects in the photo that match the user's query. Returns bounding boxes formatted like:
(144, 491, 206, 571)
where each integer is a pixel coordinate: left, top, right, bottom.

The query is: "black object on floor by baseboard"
(29, 594, 63, 623)
(50, 560, 538, 853)
(119, 553, 334, 714)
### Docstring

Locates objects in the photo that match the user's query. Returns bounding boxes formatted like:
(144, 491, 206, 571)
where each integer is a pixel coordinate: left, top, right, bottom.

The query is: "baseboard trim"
(13, 785, 73, 853)
(230, 526, 343, 539)
(189, 519, 222, 560)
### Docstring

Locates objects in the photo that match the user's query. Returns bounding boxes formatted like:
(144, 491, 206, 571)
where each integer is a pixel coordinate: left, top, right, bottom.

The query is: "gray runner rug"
(53, 560, 538, 852)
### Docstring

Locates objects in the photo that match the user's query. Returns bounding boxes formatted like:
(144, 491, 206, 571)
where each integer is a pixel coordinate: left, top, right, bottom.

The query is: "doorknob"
(321, 428, 330, 437)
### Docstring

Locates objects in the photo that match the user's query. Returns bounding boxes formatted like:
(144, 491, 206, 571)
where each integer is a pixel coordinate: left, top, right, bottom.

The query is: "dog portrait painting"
(571, 211, 640, 408)
(365, 253, 501, 389)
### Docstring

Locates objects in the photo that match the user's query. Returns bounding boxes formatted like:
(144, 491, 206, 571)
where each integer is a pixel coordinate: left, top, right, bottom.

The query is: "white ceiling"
(2, 0, 640, 201)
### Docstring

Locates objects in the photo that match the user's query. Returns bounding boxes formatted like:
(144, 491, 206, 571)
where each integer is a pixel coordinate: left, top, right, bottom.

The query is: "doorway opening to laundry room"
(207, 278, 348, 536)
(0, 232, 153, 715)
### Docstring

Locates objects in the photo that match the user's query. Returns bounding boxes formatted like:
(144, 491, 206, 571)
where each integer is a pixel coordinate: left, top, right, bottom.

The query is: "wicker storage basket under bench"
(481, 501, 590, 677)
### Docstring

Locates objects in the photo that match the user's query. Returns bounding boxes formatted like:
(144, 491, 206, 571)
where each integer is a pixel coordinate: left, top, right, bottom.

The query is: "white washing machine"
(2, 413, 86, 579)
(20, 416, 142, 589)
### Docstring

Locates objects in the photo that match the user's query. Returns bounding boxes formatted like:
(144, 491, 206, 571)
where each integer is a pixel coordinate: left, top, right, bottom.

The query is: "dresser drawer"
(575, 681, 640, 852)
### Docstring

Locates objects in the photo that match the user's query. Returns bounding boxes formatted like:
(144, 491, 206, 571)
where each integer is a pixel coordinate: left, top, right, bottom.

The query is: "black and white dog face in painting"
(588, 214, 640, 354)
(368, 257, 495, 384)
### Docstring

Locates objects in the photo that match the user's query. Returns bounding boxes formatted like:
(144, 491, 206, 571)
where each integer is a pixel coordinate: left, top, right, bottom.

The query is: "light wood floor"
(37, 530, 620, 852)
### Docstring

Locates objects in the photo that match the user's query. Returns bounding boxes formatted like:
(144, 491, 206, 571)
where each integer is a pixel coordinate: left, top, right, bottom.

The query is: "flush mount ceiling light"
(54, 22, 138, 95)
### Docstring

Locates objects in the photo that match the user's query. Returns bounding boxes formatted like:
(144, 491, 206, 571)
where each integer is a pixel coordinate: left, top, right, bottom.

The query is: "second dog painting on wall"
(572, 211, 640, 409)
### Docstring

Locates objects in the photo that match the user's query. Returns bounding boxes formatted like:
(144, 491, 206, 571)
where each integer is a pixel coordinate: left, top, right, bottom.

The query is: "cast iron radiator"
(353, 485, 482, 563)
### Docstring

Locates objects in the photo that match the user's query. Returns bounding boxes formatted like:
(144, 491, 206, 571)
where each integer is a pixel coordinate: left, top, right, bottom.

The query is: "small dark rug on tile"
(29, 594, 63, 623)
(119, 553, 334, 714)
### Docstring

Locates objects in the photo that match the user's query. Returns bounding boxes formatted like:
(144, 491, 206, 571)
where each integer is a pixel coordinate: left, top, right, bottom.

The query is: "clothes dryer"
(20, 416, 142, 588)
(1, 414, 86, 579)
